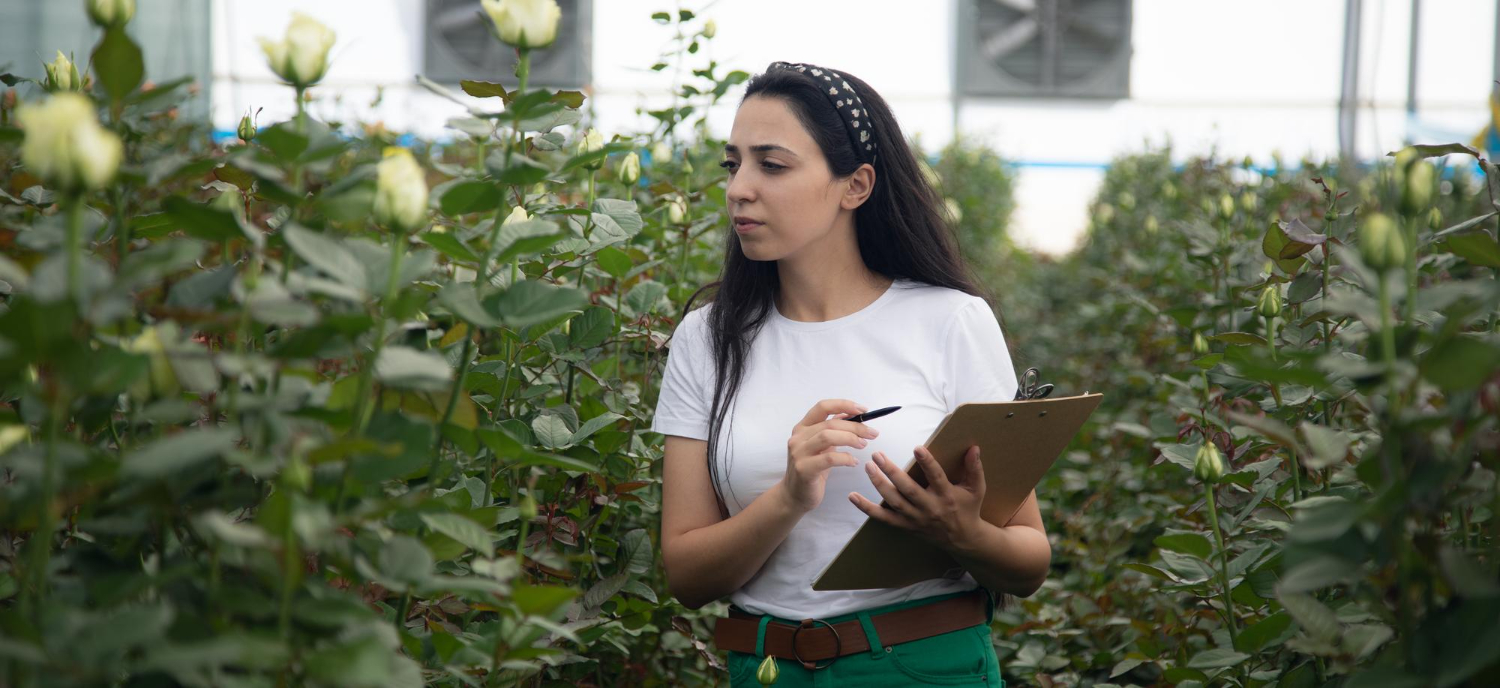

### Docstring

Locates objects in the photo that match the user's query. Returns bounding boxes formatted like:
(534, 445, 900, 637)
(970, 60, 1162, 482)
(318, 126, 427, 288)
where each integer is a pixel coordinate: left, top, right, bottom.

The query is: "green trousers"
(724, 589, 1006, 687)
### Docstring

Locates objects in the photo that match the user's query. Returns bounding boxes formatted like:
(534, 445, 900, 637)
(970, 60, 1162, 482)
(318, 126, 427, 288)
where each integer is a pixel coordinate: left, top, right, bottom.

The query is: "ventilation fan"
(423, 0, 591, 87)
(962, 0, 1130, 98)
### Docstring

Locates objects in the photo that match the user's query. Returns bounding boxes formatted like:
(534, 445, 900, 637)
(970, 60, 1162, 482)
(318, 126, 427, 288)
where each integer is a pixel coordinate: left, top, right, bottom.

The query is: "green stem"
(337, 229, 407, 512)
(66, 195, 84, 305)
(278, 494, 297, 640)
(1379, 272, 1396, 374)
(22, 394, 66, 625)
(1205, 482, 1239, 647)
(1265, 316, 1278, 362)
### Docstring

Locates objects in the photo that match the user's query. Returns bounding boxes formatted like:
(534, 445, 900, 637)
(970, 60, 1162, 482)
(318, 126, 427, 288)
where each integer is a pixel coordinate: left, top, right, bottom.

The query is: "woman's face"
(722, 96, 849, 261)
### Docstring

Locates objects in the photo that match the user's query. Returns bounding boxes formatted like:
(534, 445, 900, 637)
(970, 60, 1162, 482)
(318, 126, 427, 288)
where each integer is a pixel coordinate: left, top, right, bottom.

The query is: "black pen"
(846, 406, 900, 423)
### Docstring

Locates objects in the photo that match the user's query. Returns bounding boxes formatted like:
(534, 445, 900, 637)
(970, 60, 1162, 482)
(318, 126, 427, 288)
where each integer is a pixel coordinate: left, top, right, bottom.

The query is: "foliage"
(3, 3, 1498, 687)
(994, 143, 1500, 686)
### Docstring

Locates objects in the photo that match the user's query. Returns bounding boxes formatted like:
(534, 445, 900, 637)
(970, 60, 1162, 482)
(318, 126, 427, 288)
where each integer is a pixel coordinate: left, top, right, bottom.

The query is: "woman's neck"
(774, 270, 894, 323)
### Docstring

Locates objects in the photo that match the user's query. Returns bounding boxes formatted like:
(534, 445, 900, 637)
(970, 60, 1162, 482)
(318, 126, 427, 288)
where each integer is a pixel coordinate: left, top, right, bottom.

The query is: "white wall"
(210, 0, 1498, 256)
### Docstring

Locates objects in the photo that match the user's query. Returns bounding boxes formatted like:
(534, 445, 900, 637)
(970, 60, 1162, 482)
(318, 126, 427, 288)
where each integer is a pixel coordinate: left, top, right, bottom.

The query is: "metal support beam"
(1494, 0, 1500, 96)
(1339, 0, 1363, 161)
(1407, 0, 1420, 118)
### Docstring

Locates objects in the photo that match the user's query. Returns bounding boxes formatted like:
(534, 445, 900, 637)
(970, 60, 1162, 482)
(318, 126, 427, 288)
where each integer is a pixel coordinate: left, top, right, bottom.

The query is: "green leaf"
(625, 280, 668, 315)
(492, 218, 566, 264)
(1227, 410, 1303, 454)
(1288, 497, 1361, 544)
(568, 411, 623, 445)
(1186, 648, 1249, 669)
(1438, 230, 1500, 268)
(421, 231, 480, 264)
(531, 414, 572, 449)
(512, 583, 577, 617)
(161, 196, 245, 242)
(1278, 555, 1356, 592)
(460, 79, 510, 100)
(1341, 624, 1394, 660)
(476, 427, 597, 472)
(1299, 422, 1351, 469)
(92, 26, 144, 104)
(1110, 658, 1146, 679)
(1286, 270, 1323, 304)
(1278, 590, 1341, 643)
(551, 90, 585, 108)
(1158, 550, 1214, 584)
(1154, 532, 1213, 560)
(379, 535, 434, 587)
(304, 633, 390, 686)
(1428, 211, 1499, 243)
(420, 513, 494, 558)
(439, 180, 502, 216)
(254, 123, 309, 162)
(1237, 611, 1292, 653)
(282, 225, 368, 292)
(581, 573, 628, 610)
(123, 428, 239, 479)
(1211, 332, 1268, 346)
(594, 246, 632, 279)
(1387, 142, 1483, 160)
(438, 283, 502, 328)
(495, 156, 551, 186)
(567, 306, 615, 349)
(1262, 222, 1308, 273)
(374, 346, 452, 392)
(620, 529, 653, 576)
(1421, 335, 1500, 391)
(487, 280, 589, 330)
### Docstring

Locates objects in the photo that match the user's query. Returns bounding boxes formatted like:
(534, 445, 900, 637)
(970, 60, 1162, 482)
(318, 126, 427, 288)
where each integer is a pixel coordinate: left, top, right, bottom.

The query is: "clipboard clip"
(1014, 367, 1055, 400)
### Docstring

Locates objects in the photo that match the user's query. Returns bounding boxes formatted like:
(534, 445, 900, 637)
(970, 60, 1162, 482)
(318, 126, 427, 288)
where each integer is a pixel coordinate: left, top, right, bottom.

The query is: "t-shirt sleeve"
(941, 297, 1020, 410)
(649, 308, 713, 440)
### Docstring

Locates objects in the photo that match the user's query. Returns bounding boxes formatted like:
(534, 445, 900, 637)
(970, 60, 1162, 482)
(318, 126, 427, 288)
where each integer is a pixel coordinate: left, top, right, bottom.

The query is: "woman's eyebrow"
(723, 143, 799, 157)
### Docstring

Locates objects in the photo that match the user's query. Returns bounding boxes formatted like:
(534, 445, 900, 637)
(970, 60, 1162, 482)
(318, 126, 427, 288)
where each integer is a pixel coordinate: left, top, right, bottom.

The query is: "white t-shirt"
(649, 277, 1020, 619)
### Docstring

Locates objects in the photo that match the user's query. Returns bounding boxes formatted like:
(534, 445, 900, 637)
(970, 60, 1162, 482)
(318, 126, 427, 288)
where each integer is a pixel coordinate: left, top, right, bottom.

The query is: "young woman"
(649, 61, 1050, 687)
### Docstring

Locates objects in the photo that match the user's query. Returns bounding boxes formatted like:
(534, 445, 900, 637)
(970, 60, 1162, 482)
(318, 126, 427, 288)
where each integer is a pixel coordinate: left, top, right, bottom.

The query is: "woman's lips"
(734, 220, 762, 233)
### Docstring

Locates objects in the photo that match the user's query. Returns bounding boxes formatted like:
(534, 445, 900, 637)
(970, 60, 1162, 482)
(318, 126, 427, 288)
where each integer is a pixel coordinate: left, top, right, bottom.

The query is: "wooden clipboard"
(811, 392, 1104, 591)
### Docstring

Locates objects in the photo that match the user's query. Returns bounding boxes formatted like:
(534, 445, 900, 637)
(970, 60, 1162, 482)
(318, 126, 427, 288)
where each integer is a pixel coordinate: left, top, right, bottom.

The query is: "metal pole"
(1493, 0, 1500, 97)
(1339, 0, 1364, 161)
(1406, 0, 1420, 117)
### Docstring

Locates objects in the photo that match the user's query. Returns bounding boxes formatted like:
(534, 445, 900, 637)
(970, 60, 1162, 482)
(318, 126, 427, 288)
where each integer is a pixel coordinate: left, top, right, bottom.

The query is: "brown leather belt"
(713, 589, 989, 670)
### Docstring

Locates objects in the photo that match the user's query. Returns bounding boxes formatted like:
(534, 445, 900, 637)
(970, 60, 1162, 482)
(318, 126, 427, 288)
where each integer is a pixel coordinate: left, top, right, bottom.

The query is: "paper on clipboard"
(811, 392, 1104, 591)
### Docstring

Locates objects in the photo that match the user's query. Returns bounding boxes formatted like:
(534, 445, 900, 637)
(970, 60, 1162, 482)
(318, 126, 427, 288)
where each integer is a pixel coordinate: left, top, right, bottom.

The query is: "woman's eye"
(761, 162, 784, 171)
(719, 159, 738, 172)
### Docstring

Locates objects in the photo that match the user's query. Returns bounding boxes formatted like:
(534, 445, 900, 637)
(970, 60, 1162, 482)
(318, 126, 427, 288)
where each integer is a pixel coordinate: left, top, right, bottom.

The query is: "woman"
(649, 61, 1050, 687)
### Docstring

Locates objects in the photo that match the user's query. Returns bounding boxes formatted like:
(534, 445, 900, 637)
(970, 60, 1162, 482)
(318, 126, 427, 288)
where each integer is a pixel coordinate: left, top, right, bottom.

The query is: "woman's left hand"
(848, 445, 984, 550)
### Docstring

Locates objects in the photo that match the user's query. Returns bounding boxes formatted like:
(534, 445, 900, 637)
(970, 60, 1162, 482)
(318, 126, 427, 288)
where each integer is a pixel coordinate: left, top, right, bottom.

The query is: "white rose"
(86, 0, 136, 27)
(259, 11, 336, 88)
(650, 141, 671, 164)
(373, 147, 429, 232)
(16, 92, 123, 191)
(617, 151, 640, 184)
(481, 0, 562, 49)
(43, 51, 81, 93)
(666, 195, 686, 224)
(576, 127, 605, 156)
(503, 206, 530, 225)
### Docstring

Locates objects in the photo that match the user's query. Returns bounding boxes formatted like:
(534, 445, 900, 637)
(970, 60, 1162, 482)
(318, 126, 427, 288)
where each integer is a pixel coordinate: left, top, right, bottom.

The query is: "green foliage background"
(1, 5, 1499, 688)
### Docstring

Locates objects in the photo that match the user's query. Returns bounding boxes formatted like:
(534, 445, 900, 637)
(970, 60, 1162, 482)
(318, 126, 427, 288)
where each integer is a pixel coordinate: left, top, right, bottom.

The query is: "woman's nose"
(726, 171, 754, 205)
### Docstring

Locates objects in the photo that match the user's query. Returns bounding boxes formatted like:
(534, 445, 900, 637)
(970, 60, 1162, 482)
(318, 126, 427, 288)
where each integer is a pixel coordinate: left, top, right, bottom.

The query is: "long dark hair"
(678, 62, 1012, 535)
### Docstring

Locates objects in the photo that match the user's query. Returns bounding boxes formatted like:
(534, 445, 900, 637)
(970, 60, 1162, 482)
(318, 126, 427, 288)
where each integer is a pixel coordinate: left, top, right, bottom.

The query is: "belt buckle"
(791, 618, 840, 670)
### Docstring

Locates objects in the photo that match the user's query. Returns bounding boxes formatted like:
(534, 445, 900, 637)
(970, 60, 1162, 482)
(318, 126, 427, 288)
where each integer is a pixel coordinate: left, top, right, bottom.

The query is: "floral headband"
(767, 61, 878, 166)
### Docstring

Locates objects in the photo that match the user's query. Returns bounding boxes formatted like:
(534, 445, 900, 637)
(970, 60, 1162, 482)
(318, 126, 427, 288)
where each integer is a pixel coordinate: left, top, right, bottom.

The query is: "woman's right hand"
(780, 399, 881, 513)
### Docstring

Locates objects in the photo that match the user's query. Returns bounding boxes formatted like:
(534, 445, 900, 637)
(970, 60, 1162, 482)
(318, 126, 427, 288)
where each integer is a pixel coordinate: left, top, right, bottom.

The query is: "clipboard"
(812, 371, 1103, 591)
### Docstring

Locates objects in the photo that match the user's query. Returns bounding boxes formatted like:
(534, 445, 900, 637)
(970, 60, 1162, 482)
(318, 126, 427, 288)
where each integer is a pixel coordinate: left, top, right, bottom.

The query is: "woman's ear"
(840, 162, 876, 211)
